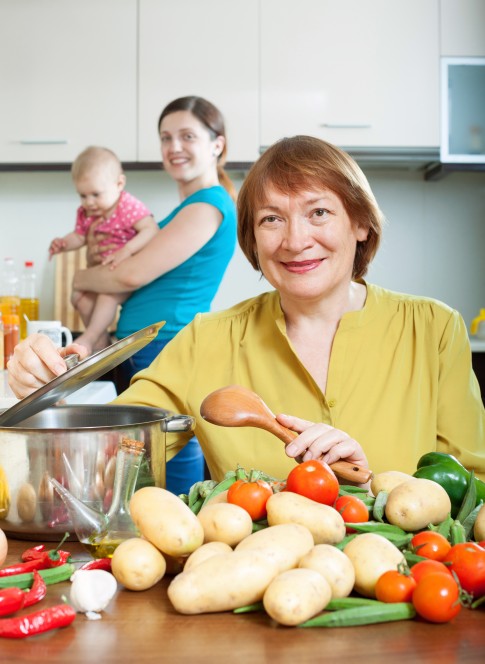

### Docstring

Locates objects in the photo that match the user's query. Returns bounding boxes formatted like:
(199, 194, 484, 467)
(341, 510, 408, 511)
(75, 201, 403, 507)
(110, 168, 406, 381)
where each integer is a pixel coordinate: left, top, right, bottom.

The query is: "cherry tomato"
(410, 559, 453, 584)
(412, 573, 462, 623)
(375, 570, 417, 603)
(227, 479, 273, 521)
(410, 531, 451, 561)
(443, 542, 485, 598)
(285, 460, 339, 505)
(334, 495, 369, 533)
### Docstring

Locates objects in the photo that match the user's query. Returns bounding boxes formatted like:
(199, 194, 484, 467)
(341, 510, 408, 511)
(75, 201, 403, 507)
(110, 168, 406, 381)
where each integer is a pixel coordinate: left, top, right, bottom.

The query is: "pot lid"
(0, 321, 165, 427)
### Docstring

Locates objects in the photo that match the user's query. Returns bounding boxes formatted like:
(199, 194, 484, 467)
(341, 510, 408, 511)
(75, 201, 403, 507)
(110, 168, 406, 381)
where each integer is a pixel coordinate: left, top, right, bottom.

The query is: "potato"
(474, 503, 485, 541)
(167, 550, 279, 614)
(343, 532, 405, 598)
(370, 470, 416, 497)
(111, 537, 166, 591)
(385, 478, 452, 531)
(129, 487, 204, 557)
(266, 491, 346, 545)
(263, 568, 332, 626)
(235, 523, 314, 572)
(298, 544, 355, 598)
(17, 482, 37, 522)
(183, 541, 233, 572)
(0, 528, 7, 567)
(197, 502, 253, 546)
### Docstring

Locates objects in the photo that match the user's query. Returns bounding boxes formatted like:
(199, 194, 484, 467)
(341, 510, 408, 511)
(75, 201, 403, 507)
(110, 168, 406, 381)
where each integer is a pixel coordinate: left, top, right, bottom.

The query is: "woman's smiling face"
(254, 185, 369, 304)
(159, 110, 223, 186)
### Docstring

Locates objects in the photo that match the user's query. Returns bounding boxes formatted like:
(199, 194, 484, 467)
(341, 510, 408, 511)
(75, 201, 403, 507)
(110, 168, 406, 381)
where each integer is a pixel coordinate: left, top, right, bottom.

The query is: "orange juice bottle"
(19, 261, 39, 339)
(0, 257, 20, 319)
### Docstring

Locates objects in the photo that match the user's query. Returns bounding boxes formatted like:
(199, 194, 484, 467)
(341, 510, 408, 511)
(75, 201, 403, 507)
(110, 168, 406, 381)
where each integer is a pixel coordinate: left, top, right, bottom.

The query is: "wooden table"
(2, 538, 484, 663)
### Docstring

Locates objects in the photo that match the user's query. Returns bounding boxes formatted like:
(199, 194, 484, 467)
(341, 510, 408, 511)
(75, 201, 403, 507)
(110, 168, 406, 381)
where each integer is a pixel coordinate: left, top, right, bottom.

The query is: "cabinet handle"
(320, 123, 372, 129)
(19, 139, 69, 145)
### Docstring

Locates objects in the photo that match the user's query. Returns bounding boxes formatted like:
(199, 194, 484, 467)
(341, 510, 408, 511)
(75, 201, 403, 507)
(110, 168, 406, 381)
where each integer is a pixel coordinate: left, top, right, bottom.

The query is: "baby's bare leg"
(75, 292, 128, 354)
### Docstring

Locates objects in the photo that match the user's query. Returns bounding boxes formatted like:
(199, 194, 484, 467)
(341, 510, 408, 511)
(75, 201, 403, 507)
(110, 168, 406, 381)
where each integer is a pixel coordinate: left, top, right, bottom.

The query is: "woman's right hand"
(7, 334, 89, 399)
(86, 219, 116, 266)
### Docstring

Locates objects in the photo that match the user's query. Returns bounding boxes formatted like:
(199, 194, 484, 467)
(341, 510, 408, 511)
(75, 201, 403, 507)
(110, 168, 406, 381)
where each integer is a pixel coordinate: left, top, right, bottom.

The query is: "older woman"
(9, 136, 485, 482)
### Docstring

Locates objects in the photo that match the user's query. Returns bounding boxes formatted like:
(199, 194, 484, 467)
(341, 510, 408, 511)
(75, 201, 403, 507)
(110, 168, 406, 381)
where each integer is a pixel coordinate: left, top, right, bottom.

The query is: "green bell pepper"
(413, 452, 485, 517)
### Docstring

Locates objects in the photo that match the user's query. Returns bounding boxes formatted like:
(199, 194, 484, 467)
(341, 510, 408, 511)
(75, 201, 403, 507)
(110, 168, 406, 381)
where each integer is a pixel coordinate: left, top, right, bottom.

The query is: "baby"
(49, 146, 158, 353)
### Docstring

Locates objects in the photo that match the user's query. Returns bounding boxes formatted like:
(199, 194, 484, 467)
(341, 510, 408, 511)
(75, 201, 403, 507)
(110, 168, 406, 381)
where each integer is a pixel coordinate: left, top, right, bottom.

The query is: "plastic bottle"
(3, 313, 20, 369)
(19, 260, 40, 339)
(0, 257, 20, 318)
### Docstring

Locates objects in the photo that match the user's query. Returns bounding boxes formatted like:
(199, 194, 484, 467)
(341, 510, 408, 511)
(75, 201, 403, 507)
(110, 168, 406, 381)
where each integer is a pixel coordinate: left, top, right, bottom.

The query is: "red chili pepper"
(0, 559, 51, 577)
(79, 558, 112, 572)
(21, 545, 46, 562)
(0, 604, 76, 639)
(23, 570, 47, 608)
(0, 588, 25, 617)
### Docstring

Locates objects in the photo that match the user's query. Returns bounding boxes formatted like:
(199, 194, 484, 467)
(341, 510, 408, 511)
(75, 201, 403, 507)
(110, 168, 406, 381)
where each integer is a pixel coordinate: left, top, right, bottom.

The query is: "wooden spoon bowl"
(200, 385, 372, 484)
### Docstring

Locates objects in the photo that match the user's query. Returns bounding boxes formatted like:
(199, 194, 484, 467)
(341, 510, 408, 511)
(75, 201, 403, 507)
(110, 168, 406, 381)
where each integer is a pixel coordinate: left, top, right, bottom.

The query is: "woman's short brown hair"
(237, 135, 384, 279)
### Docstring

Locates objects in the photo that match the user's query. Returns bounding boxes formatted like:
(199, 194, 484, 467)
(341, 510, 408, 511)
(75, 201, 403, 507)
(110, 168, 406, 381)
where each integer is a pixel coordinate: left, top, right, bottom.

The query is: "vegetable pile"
(105, 453, 485, 628)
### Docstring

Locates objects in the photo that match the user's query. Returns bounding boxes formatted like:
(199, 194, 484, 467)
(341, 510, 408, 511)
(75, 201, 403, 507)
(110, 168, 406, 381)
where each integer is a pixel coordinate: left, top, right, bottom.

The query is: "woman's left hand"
(277, 413, 369, 469)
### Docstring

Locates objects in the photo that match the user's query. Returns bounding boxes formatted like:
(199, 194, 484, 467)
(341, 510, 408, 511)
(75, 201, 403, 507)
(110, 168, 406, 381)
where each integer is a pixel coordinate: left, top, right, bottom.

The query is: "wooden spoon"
(200, 385, 372, 484)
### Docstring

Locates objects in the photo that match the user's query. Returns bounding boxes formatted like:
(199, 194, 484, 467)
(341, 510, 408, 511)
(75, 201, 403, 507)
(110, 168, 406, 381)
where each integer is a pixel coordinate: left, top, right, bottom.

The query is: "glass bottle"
(19, 260, 39, 339)
(51, 437, 145, 558)
(0, 257, 20, 318)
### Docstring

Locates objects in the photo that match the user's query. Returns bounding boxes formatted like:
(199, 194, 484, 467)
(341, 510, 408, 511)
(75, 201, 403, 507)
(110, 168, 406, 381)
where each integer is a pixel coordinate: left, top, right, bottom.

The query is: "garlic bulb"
(70, 569, 117, 615)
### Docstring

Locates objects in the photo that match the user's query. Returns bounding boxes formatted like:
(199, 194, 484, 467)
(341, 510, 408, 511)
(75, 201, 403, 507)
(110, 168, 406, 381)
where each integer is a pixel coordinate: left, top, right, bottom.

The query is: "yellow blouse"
(114, 283, 485, 482)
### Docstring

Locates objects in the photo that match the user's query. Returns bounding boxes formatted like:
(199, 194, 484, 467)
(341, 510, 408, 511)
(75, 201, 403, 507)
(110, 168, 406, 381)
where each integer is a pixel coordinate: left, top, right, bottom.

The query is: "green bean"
(372, 491, 388, 523)
(456, 471, 477, 523)
(343, 521, 407, 536)
(404, 551, 429, 566)
(188, 481, 204, 508)
(334, 534, 357, 550)
(435, 514, 454, 539)
(450, 520, 467, 544)
(189, 496, 204, 514)
(0, 563, 75, 590)
(299, 602, 416, 627)
(178, 493, 189, 505)
(251, 520, 268, 532)
(325, 597, 383, 610)
(233, 602, 264, 613)
(338, 485, 370, 495)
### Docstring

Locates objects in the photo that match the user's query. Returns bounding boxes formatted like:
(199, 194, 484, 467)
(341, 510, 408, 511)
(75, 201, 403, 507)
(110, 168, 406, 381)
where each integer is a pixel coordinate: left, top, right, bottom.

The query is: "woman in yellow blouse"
(8, 136, 485, 482)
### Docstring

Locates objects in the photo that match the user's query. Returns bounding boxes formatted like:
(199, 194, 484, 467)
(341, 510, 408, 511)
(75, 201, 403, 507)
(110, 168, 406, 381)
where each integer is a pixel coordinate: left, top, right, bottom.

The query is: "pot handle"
(161, 414, 196, 433)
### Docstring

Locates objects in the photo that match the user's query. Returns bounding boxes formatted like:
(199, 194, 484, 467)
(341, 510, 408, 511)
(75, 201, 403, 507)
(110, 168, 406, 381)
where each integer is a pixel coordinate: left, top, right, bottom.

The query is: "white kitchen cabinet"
(138, 0, 259, 163)
(0, 0, 137, 163)
(260, 0, 440, 150)
(440, 0, 485, 56)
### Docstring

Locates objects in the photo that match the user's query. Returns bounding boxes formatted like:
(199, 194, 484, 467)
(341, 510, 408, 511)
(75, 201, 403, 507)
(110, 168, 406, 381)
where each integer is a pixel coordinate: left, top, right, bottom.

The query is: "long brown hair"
(158, 96, 236, 202)
(237, 135, 384, 279)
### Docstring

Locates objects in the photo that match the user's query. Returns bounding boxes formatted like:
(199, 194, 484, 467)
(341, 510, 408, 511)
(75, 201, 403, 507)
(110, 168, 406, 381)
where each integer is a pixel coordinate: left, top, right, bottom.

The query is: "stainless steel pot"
(0, 404, 194, 541)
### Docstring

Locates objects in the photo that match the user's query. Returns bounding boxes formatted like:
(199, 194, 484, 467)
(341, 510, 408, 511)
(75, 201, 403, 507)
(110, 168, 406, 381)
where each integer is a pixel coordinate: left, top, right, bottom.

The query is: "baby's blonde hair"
(71, 146, 123, 182)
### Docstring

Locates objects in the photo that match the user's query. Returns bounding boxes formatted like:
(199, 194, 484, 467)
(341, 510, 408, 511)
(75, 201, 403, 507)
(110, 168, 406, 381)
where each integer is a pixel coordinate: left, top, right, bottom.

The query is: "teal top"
(116, 186, 237, 343)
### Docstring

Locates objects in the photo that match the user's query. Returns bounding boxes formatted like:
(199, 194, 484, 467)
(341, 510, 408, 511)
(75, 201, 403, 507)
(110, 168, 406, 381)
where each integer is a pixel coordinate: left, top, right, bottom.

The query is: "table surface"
(1, 539, 484, 663)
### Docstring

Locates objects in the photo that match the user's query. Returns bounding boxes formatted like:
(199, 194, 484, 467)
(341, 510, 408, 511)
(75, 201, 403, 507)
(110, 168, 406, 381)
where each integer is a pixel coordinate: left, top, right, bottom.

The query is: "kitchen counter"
(1, 539, 484, 663)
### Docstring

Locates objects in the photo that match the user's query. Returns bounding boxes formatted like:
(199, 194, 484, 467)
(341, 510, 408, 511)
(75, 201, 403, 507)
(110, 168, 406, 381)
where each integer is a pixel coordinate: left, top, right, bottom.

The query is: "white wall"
(0, 167, 484, 331)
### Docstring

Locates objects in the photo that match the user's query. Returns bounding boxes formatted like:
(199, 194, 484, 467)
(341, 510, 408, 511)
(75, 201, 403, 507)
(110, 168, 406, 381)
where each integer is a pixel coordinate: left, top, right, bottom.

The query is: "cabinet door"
(138, 0, 259, 163)
(440, 0, 485, 56)
(0, 0, 137, 163)
(260, 0, 440, 150)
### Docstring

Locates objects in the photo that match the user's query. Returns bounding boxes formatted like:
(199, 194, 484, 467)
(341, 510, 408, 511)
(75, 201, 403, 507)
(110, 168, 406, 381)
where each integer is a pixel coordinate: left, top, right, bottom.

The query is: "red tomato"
(443, 542, 485, 598)
(410, 559, 453, 584)
(334, 495, 369, 533)
(410, 531, 451, 561)
(375, 570, 417, 603)
(412, 573, 462, 623)
(227, 479, 273, 521)
(285, 460, 339, 505)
